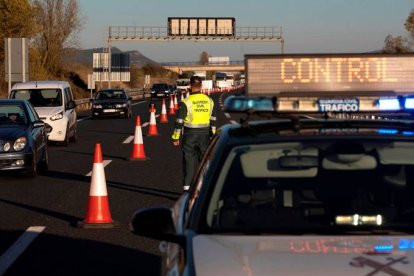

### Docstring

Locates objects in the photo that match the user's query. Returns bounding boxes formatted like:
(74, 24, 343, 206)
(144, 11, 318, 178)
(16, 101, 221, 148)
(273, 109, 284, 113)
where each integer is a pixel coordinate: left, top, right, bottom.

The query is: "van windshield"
(10, 89, 63, 107)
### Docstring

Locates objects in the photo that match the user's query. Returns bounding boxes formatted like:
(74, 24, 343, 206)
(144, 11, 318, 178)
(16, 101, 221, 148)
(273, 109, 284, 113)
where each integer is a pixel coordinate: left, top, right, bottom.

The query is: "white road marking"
(86, 160, 112, 176)
(142, 122, 149, 127)
(224, 113, 231, 119)
(132, 100, 147, 106)
(122, 136, 134, 144)
(230, 120, 238, 124)
(155, 114, 160, 118)
(77, 116, 91, 122)
(0, 226, 46, 275)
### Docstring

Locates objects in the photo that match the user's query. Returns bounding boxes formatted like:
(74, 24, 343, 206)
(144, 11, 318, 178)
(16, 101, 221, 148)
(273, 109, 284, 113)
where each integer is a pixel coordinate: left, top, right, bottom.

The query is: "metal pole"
(108, 26, 112, 88)
(22, 38, 26, 82)
(8, 38, 12, 93)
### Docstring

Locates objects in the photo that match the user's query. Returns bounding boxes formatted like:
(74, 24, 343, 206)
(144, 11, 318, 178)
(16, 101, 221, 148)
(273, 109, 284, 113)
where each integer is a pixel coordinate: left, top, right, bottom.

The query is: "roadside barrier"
(130, 116, 147, 161)
(148, 104, 159, 136)
(77, 143, 117, 228)
(160, 99, 168, 123)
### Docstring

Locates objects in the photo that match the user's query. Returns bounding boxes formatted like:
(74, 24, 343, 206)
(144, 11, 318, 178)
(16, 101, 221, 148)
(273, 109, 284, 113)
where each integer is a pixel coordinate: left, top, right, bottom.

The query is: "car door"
(64, 87, 76, 134)
(26, 103, 46, 160)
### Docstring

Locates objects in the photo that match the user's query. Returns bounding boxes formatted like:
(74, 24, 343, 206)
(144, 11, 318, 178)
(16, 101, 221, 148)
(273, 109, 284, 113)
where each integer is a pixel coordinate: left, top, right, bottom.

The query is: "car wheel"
(70, 123, 78, 143)
(38, 144, 49, 174)
(61, 125, 70, 146)
(25, 151, 37, 178)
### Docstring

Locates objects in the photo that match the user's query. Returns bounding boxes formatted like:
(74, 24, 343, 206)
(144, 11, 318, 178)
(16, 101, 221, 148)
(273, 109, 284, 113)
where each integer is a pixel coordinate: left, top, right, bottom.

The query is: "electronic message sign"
(246, 54, 414, 95)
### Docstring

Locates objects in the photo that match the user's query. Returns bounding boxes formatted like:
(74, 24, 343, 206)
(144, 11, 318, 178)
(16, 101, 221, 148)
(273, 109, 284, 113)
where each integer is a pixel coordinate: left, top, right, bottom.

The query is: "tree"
(32, 0, 83, 76)
(383, 35, 409, 53)
(199, 51, 209, 65)
(0, 0, 38, 96)
(383, 9, 414, 53)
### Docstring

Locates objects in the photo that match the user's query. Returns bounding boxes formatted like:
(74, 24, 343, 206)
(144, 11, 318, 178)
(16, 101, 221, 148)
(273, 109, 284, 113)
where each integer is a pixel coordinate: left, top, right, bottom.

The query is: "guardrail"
(75, 89, 151, 111)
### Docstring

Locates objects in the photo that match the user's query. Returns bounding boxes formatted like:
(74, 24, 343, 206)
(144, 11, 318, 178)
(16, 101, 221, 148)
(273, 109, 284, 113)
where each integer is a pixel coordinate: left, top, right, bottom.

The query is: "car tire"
(38, 144, 49, 174)
(25, 151, 38, 178)
(70, 124, 78, 143)
(61, 125, 70, 146)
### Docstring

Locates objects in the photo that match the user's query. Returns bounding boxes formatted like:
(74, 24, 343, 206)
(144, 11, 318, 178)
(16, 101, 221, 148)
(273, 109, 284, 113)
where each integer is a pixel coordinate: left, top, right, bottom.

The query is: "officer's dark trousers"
(182, 129, 210, 187)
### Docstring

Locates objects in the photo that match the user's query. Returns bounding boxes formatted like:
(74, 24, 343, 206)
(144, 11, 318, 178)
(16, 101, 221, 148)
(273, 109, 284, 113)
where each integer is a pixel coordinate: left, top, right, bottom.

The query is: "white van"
(9, 81, 78, 146)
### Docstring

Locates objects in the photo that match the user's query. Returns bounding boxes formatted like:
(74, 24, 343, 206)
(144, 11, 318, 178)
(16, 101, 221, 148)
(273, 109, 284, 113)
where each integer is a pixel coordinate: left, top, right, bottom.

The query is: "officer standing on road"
(172, 76, 217, 192)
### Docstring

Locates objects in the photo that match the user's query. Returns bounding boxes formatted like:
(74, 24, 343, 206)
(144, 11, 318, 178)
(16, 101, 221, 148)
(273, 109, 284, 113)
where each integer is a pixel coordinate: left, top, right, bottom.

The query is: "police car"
(131, 54, 414, 275)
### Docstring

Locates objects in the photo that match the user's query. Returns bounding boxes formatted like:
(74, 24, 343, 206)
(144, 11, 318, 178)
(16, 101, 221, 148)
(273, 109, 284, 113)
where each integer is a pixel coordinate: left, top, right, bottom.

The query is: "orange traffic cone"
(130, 116, 146, 160)
(174, 94, 179, 110)
(148, 104, 159, 136)
(160, 99, 168, 123)
(77, 143, 117, 228)
(169, 95, 175, 115)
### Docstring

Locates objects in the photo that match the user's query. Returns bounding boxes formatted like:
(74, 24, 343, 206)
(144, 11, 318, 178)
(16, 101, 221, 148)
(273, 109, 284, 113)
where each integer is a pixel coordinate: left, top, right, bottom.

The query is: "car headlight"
(115, 103, 127, 108)
(165, 90, 170, 93)
(3, 142, 11, 152)
(93, 105, 102, 109)
(151, 91, 155, 94)
(50, 111, 63, 121)
(13, 137, 27, 151)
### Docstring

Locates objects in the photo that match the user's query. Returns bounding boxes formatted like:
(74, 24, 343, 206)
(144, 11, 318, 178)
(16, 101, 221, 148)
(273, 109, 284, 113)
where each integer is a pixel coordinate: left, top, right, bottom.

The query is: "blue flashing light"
(377, 129, 398, 135)
(374, 245, 394, 251)
(403, 131, 414, 136)
(404, 98, 414, 110)
(399, 239, 414, 250)
(379, 99, 400, 111)
(225, 96, 274, 112)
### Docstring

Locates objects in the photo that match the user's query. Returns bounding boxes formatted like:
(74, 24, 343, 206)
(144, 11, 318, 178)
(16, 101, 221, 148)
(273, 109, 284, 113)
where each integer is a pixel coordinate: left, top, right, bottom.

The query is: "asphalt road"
(0, 90, 239, 276)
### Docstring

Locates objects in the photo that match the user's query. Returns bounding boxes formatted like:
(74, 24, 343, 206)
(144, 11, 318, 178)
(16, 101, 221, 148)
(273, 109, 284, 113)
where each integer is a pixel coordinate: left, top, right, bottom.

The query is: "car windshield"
(11, 89, 62, 107)
(206, 140, 414, 234)
(152, 84, 168, 90)
(0, 105, 27, 125)
(96, 90, 126, 99)
(177, 79, 190, 86)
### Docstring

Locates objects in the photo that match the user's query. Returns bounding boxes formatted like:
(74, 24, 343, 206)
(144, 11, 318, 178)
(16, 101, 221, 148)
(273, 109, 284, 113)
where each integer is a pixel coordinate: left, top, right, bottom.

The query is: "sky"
(79, 0, 413, 62)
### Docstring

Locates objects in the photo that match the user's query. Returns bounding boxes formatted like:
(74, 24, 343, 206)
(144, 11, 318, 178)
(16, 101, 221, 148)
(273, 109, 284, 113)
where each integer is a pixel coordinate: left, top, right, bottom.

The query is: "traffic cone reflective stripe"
(169, 95, 175, 115)
(77, 143, 117, 228)
(160, 99, 168, 123)
(148, 104, 159, 136)
(130, 116, 146, 160)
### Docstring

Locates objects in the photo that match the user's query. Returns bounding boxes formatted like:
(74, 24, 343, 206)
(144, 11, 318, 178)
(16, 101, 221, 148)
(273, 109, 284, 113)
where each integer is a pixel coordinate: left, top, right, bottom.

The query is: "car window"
(0, 105, 27, 125)
(11, 89, 63, 107)
(205, 140, 414, 233)
(152, 84, 168, 90)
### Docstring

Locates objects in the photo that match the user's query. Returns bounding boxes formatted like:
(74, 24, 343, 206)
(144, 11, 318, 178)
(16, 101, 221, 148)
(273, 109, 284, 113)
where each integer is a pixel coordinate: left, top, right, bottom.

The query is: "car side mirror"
(128, 97, 133, 101)
(33, 121, 45, 128)
(67, 100, 76, 110)
(130, 207, 185, 246)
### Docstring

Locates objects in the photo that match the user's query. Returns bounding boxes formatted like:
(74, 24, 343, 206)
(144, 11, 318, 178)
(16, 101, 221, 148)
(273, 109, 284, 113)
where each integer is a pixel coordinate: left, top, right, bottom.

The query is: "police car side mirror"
(130, 207, 186, 246)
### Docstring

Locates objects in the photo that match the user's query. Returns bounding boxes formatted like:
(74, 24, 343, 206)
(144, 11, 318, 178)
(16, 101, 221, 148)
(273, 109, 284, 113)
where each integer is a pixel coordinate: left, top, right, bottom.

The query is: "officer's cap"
(190, 76, 203, 85)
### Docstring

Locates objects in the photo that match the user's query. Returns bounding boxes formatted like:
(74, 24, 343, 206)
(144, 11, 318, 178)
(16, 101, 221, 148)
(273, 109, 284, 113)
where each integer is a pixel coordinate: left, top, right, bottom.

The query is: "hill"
(65, 47, 159, 68)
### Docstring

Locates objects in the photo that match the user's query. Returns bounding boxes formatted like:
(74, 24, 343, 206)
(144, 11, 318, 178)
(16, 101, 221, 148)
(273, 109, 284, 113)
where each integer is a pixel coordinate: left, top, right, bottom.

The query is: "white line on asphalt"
(224, 113, 231, 119)
(230, 120, 238, 124)
(155, 114, 160, 118)
(132, 100, 148, 106)
(142, 122, 149, 127)
(77, 116, 91, 122)
(86, 160, 112, 176)
(123, 136, 134, 144)
(0, 226, 46, 275)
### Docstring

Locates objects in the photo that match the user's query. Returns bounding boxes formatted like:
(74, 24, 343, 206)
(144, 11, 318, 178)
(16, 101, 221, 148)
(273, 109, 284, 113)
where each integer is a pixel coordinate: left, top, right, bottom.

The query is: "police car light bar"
(224, 95, 414, 114)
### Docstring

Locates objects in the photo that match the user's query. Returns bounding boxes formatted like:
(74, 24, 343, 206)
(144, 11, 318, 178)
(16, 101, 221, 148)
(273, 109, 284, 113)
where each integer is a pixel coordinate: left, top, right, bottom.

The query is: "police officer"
(172, 76, 217, 191)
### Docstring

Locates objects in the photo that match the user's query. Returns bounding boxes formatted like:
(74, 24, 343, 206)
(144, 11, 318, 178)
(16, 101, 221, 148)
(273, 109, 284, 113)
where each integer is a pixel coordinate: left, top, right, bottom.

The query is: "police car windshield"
(206, 139, 414, 233)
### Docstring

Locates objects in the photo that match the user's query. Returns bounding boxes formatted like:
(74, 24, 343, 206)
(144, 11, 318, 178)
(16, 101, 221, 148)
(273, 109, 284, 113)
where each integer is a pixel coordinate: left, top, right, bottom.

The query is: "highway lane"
(0, 90, 238, 275)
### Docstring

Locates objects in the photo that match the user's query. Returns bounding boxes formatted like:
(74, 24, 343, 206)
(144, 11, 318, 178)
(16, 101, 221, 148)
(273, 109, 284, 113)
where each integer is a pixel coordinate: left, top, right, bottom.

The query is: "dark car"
(91, 89, 132, 119)
(150, 83, 173, 99)
(131, 96, 414, 275)
(0, 99, 49, 177)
